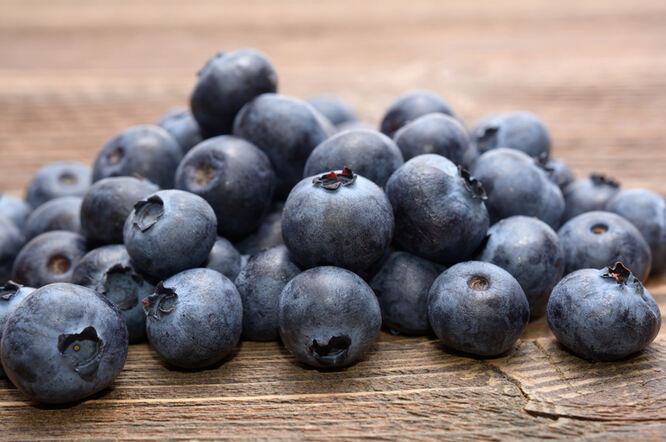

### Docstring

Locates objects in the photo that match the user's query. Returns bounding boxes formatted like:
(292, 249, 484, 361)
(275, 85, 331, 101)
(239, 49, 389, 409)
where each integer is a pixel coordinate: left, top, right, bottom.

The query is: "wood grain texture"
(0, 0, 665, 439)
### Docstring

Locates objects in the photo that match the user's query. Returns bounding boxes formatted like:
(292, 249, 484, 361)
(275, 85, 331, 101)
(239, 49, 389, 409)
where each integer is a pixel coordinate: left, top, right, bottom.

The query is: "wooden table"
(1, 0, 665, 438)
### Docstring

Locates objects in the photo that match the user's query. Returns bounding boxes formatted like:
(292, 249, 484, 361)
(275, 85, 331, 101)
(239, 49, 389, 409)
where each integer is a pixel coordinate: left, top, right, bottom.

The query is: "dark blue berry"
(380, 90, 454, 137)
(471, 112, 551, 159)
(307, 95, 357, 127)
(547, 263, 661, 361)
(0, 195, 31, 230)
(92, 125, 182, 189)
(428, 261, 529, 357)
(23, 196, 81, 240)
(278, 266, 381, 368)
(0, 281, 35, 377)
(562, 174, 620, 222)
(174, 135, 275, 238)
(123, 190, 217, 279)
(144, 268, 242, 369)
(0, 283, 128, 404)
(26, 162, 91, 208)
(0, 218, 24, 285)
(304, 129, 404, 187)
(558, 211, 652, 281)
(157, 108, 202, 154)
(205, 237, 242, 281)
(386, 154, 488, 265)
(235, 245, 301, 341)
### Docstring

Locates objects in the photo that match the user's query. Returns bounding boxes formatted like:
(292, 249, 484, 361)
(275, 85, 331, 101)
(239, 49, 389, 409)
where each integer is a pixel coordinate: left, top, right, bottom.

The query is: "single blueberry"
(380, 90, 455, 137)
(23, 196, 81, 240)
(0, 195, 31, 230)
(92, 125, 182, 189)
(174, 135, 275, 238)
(144, 268, 242, 369)
(606, 189, 665, 275)
(547, 263, 661, 361)
(562, 174, 621, 222)
(558, 211, 652, 281)
(278, 266, 381, 368)
(80, 176, 159, 246)
(386, 154, 489, 265)
(123, 190, 217, 279)
(157, 107, 202, 154)
(205, 237, 242, 281)
(0, 218, 24, 285)
(282, 168, 394, 274)
(0, 281, 35, 378)
(235, 245, 301, 341)
(233, 93, 335, 199)
(234, 204, 284, 255)
(370, 251, 443, 335)
(25, 162, 91, 208)
(478, 216, 564, 319)
(471, 112, 551, 159)
(393, 113, 475, 166)
(191, 49, 278, 137)
(0, 283, 128, 404)
(471, 148, 564, 229)
(12, 231, 87, 287)
(428, 261, 530, 357)
(307, 95, 357, 127)
(304, 129, 404, 187)
(72, 245, 153, 343)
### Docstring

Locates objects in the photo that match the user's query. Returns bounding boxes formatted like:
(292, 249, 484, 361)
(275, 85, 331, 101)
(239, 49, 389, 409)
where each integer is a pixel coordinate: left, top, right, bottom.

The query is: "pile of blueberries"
(0, 49, 663, 405)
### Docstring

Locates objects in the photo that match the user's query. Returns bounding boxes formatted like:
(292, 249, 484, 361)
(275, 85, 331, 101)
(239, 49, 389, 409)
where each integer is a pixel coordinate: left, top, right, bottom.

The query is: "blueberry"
(606, 189, 666, 275)
(278, 266, 381, 368)
(393, 113, 475, 166)
(428, 261, 529, 357)
(234, 204, 284, 255)
(191, 49, 278, 137)
(558, 211, 652, 281)
(0, 281, 35, 377)
(157, 108, 202, 154)
(233, 93, 335, 199)
(235, 245, 301, 341)
(547, 263, 661, 361)
(541, 157, 575, 190)
(370, 251, 443, 335)
(92, 125, 182, 189)
(123, 190, 217, 279)
(478, 216, 564, 319)
(471, 112, 551, 159)
(144, 268, 242, 369)
(174, 135, 275, 238)
(471, 148, 564, 229)
(80, 176, 159, 246)
(72, 245, 152, 343)
(1, 283, 127, 404)
(12, 231, 87, 287)
(23, 196, 81, 240)
(205, 237, 242, 281)
(386, 154, 489, 265)
(307, 95, 357, 127)
(0, 195, 31, 230)
(0, 218, 24, 285)
(303, 129, 404, 187)
(380, 90, 455, 137)
(282, 168, 394, 274)
(26, 162, 91, 208)
(562, 174, 621, 222)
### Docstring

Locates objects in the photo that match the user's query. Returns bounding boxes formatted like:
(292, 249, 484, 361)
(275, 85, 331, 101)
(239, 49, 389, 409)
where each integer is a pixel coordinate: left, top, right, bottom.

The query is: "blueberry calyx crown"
(0, 281, 21, 301)
(475, 124, 498, 152)
(312, 167, 356, 191)
(58, 326, 103, 381)
(133, 195, 164, 232)
(601, 262, 633, 285)
(590, 173, 620, 188)
(308, 335, 351, 366)
(102, 264, 142, 311)
(535, 152, 555, 174)
(458, 166, 488, 200)
(142, 283, 177, 319)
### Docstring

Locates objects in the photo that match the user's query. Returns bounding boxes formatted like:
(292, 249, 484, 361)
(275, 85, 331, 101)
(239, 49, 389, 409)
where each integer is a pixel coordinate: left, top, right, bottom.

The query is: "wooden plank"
(0, 0, 665, 438)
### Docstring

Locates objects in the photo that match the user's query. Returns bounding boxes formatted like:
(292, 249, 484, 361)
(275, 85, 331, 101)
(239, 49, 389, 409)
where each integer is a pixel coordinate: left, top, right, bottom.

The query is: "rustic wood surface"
(0, 0, 665, 439)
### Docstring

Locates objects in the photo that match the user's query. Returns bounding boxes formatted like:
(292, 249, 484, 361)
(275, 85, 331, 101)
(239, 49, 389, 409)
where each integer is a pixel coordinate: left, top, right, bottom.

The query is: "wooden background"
(0, 0, 665, 439)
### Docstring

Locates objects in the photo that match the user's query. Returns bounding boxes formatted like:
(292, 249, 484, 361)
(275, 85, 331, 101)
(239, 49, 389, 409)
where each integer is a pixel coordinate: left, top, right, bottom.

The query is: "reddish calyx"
(312, 167, 357, 191)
